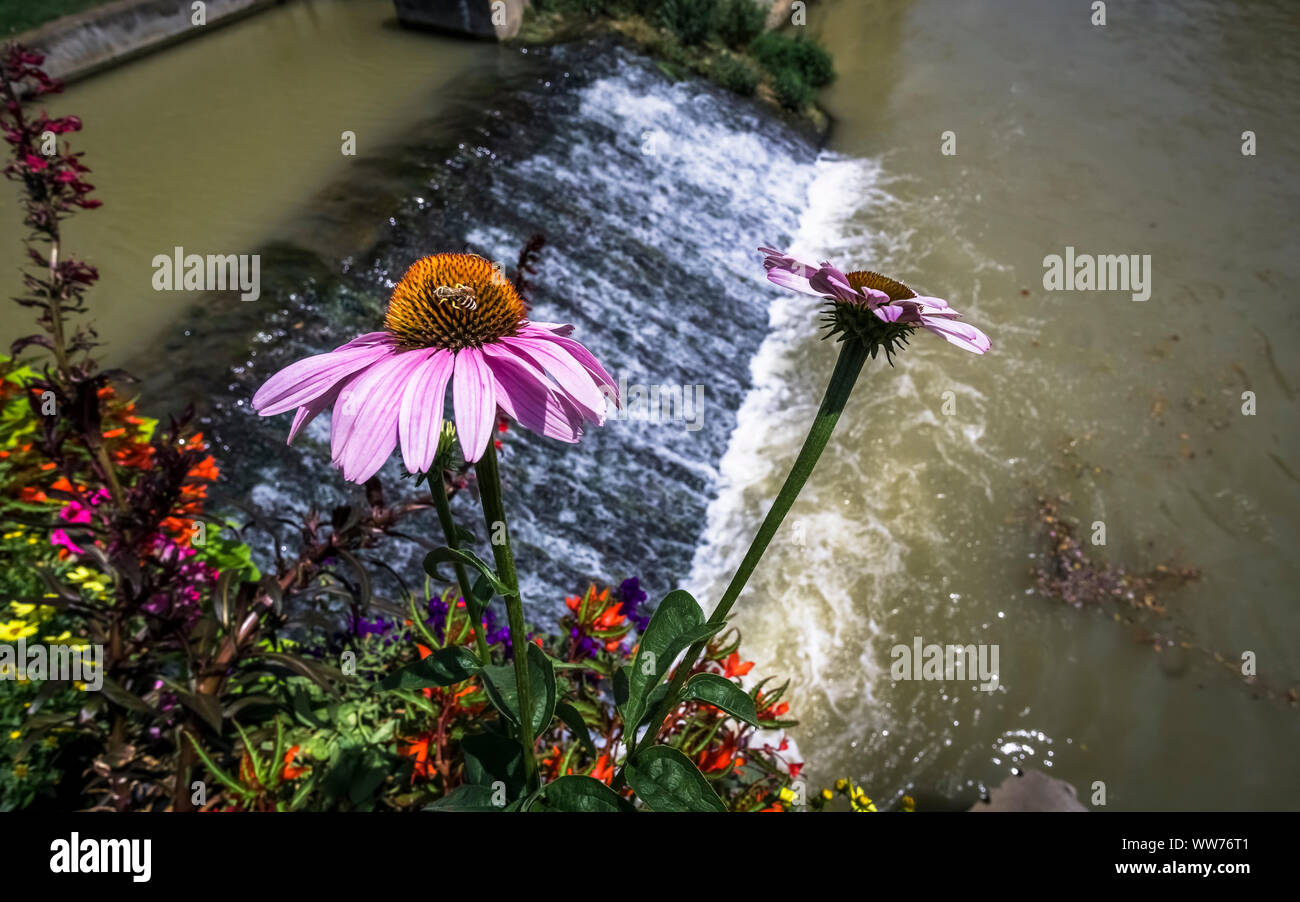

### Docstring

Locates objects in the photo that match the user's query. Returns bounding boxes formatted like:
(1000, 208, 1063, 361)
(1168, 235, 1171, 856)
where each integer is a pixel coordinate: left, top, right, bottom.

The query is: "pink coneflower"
(252, 253, 616, 482)
(759, 247, 990, 355)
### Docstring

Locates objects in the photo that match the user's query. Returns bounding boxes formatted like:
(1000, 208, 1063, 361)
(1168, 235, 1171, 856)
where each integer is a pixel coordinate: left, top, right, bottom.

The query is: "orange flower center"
(845, 270, 917, 301)
(385, 253, 526, 351)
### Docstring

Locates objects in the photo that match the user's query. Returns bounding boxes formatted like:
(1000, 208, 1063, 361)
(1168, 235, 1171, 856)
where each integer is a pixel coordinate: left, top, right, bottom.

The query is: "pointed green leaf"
(619, 589, 722, 731)
(553, 701, 596, 756)
(681, 673, 759, 725)
(378, 646, 480, 690)
(462, 731, 525, 801)
(425, 783, 503, 811)
(529, 775, 636, 812)
(423, 547, 514, 597)
(626, 745, 726, 812)
(479, 643, 556, 736)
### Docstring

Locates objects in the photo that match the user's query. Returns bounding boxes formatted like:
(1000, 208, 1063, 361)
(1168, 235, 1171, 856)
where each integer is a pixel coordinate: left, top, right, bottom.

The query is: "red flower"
(722, 652, 754, 678)
(281, 745, 310, 780)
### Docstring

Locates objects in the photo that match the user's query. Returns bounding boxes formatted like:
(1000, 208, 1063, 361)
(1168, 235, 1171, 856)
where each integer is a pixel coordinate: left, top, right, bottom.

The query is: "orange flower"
(722, 652, 754, 678)
(281, 745, 310, 780)
(398, 734, 434, 782)
(590, 754, 615, 785)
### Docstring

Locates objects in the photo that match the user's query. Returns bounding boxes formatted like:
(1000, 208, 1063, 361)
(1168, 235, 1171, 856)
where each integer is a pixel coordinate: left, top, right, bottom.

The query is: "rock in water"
(969, 770, 1088, 812)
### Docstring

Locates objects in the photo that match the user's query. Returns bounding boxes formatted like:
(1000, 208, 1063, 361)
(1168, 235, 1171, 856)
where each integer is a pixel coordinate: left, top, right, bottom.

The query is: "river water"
(2, 0, 1296, 809)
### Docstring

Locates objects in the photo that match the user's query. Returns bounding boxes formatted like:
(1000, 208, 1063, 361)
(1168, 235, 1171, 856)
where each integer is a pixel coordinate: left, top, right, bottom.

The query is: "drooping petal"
(331, 350, 427, 482)
(287, 382, 344, 445)
(809, 265, 862, 303)
(518, 325, 618, 402)
(921, 316, 991, 354)
(500, 335, 606, 423)
(760, 246, 821, 296)
(451, 348, 497, 462)
(524, 321, 575, 337)
(398, 349, 453, 473)
(481, 345, 582, 443)
(253, 337, 396, 416)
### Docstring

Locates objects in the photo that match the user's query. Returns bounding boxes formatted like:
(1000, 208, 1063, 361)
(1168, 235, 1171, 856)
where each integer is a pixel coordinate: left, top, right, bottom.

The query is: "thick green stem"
(474, 441, 540, 793)
(429, 470, 490, 663)
(614, 340, 869, 786)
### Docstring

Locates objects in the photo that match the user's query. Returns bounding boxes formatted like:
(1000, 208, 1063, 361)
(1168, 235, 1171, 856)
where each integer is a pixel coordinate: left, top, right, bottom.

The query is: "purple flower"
(760, 247, 991, 355)
(617, 577, 650, 633)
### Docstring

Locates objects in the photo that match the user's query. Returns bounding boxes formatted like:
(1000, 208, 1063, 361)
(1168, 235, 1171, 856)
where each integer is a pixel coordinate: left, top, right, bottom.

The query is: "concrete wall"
(14, 0, 282, 84)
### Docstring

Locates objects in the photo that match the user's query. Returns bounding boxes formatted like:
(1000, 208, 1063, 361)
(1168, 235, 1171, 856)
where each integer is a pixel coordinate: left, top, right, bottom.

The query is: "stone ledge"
(13, 0, 283, 84)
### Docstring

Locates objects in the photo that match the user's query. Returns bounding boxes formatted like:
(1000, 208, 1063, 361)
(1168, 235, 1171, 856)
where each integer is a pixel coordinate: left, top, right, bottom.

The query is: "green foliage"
(771, 68, 815, 110)
(714, 0, 766, 49)
(682, 672, 760, 725)
(616, 589, 721, 732)
(751, 31, 836, 88)
(656, 0, 719, 46)
(710, 53, 761, 97)
(626, 744, 727, 812)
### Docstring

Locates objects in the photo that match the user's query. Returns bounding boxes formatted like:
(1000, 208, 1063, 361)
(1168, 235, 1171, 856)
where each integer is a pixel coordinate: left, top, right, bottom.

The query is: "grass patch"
(2, 0, 116, 37)
(519, 0, 835, 125)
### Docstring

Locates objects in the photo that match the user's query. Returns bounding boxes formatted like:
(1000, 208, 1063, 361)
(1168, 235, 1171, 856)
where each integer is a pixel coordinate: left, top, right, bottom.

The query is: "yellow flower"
(2, 530, 23, 540)
(9, 601, 35, 617)
(901, 795, 916, 812)
(74, 681, 87, 692)
(8, 731, 19, 740)
(13, 764, 28, 779)
(0, 621, 38, 641)
(778, 787, 797, 804)
(835, 778, 848, 791)
(821, 788, 833, 801)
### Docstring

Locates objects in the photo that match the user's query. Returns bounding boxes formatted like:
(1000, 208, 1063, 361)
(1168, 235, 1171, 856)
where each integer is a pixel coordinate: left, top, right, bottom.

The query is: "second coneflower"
(252, 253, 617, 481)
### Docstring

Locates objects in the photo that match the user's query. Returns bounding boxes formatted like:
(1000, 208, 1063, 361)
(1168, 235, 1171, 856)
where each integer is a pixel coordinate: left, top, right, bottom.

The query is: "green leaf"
(462, 731, 526, 801)
(466, 573, 493, 623)
(681, 673, 759, 726)
(529, 776, 635, 812)
(425, 783, 504, 811)
(423, 546, 514, 597)
(479, 644, 556, 736)
(553, 701, 596, 756)
(378, 646, 480, 690)
(619, 589, 722, 731)
(626, 745, 726, 812)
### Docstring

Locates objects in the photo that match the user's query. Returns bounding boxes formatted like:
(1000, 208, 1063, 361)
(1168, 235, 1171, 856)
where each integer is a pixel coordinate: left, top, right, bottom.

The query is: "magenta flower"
(760, 247, 991, 355)
(252, 253, 617, 482)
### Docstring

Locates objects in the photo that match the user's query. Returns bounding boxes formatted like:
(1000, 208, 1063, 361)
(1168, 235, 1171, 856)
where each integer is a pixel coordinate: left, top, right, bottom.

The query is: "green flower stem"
(615, 339, 870, 784)
(474, 440, 540, 793)
(429, 470, 491, 664)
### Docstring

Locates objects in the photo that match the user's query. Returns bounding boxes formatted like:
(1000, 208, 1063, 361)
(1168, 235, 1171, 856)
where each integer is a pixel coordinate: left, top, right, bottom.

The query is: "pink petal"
(922, 317, 991, 354)
(331, 351, 426, 482)
(481, 345, 582, 443)
(518, 326, 618, 403)
(500, 335, 605, 423)
(452, 348, 497, 463)
(253, 338, 396, 416)
(287, 382, 343, 445)
(398, 349, 453, 473)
